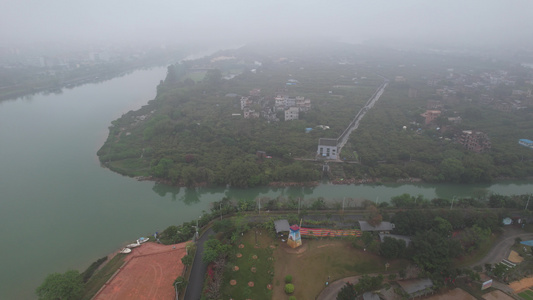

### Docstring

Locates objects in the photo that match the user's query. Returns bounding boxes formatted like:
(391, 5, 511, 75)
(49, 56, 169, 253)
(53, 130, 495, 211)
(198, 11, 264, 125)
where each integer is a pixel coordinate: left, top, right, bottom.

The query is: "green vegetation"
(36, 270, 84, 300)
(80, 254, 126, 300)
(336, 275, 384, 299)
(284, 274, 293, 283)
(80, 256, 107, 283)
(35, 253, 127, 300)
(98, 43, 533, 187)
(519, 289, 533, 300)
(285, 283, 295, 294)
(219, 228, 274, 300)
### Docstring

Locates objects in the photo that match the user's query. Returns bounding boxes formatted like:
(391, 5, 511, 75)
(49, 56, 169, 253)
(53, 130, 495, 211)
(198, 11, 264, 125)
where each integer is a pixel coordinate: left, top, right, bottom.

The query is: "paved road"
(473, 227, 533, 267)
(337, 77, 389, 152)
(184, 228, 214, 300)
(315, 227, 533, 299)
(316, 276, 360, 300)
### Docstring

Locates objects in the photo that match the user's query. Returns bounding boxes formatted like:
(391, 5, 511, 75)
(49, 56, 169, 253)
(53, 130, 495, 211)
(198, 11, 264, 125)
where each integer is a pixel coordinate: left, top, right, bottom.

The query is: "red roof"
(290, 225, 300, 231)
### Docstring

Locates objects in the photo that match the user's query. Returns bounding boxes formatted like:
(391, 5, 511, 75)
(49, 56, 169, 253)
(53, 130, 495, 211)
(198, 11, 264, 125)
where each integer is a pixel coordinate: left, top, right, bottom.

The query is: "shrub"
(285, 283, 295, 294)
(285, 275, 293, 283)
(289, 296, 297, 300)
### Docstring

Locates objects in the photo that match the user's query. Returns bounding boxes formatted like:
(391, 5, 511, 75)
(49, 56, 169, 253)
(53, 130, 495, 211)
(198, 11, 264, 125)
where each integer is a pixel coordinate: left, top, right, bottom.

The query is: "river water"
(0, 67, 532, 299)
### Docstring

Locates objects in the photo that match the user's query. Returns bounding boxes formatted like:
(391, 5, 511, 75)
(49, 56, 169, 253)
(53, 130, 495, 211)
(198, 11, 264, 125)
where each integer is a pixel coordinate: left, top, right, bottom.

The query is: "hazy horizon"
(2, 0, 533, 51)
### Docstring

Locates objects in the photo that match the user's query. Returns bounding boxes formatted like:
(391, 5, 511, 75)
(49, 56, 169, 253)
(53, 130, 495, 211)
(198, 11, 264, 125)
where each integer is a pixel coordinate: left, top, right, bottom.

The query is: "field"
(271, 237, 409, 299)
(519, 289, 533, 300)
(222, 229, 275, 300)
(93, 242, 188, 300)
(519, 290, 533, 300)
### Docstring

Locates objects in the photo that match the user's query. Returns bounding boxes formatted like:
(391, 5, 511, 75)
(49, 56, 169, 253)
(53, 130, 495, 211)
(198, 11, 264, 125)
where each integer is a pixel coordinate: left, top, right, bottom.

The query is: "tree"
(36, 270, 84, 300)
(204, 69, 222, 87)
(354, 274, 383, 294)
(439, 158, 464, 183)
(336, 282, 356, 300)
(412, 230, 461, 272)
(433, 217, 453, 237)
(285, 283, 295, 294)
(181, 254, 193, 266)
(380, 237, 406, 259)
(202, 238, 231, 263)
(173, 276, 187, 292)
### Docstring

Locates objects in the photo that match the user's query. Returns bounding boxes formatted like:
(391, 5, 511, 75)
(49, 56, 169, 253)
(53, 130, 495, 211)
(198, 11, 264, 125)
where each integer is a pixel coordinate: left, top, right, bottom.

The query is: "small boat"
(120, 248, 132, 254)
(138, 237, 149, 244)
(126, 241, 141, 248)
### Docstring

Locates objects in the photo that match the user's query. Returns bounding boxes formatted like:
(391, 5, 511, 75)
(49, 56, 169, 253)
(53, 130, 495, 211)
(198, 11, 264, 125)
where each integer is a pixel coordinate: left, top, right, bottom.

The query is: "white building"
(317, 138, 338, 159)
(285, 107, 299, 121)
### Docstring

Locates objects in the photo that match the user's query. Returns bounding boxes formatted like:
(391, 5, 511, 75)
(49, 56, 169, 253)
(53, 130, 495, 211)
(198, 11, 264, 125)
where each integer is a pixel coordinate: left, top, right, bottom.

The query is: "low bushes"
(285, 283, 294, 294)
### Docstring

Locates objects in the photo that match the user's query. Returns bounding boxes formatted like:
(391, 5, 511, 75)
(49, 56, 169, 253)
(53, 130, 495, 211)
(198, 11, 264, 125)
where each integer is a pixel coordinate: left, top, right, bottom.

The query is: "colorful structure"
(287, 225, 302, 248)
(299, 227, 362, 238)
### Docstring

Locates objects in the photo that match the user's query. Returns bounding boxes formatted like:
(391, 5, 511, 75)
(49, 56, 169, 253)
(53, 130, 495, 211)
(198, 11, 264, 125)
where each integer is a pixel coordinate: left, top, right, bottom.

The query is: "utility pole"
(450, 196, 455, 210)
(298, 197, 301, 215)
(526, 195, 531, 210)
(220, 202, 222, 220)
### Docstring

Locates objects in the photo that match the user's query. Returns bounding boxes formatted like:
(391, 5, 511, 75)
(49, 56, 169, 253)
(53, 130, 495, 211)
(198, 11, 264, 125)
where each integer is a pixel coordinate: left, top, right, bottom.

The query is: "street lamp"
(174, 280, 182, 300)
(196, 216, 201, 240)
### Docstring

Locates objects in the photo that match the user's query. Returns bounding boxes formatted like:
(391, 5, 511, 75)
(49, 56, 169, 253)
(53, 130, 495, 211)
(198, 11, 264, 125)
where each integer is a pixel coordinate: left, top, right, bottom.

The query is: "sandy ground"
(423, 288, 477, 300)
(482, 290, 515, 300)
(509, 276, 533, 293)
(507, 250, 524, 263)
(94, 242, 188, 300)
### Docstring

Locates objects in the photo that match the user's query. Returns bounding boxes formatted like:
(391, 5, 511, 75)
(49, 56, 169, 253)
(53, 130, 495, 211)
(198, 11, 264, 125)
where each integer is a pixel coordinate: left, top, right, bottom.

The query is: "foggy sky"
(2, 0, 533, 49)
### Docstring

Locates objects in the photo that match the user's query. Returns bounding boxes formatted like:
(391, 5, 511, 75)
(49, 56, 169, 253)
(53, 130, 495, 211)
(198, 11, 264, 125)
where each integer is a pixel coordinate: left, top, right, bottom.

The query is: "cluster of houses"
(424, 67, 533, 112)
(238, 88, 311, 121)
(419, 100, 492, 153)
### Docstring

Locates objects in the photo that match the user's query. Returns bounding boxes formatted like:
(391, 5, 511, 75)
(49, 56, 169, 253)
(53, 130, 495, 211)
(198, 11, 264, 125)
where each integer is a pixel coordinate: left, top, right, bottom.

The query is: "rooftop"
(318, 138, 338, 147)
(358, 221, 395, 231)
(274, 219, 290, 233)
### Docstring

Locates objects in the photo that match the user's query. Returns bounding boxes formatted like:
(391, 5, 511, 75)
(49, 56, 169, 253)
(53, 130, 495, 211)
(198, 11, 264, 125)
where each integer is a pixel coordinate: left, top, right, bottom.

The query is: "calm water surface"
(0, 68, 531, 299)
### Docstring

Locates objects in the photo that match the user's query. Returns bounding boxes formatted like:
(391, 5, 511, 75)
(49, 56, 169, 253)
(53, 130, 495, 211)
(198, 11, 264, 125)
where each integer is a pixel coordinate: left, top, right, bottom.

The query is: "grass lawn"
(81, 253, 127, 300)
(221, 229, 275, 300)
(454, 234, 499, 268)
(519, 289, 533, 300)
(272, 237, 409, 300)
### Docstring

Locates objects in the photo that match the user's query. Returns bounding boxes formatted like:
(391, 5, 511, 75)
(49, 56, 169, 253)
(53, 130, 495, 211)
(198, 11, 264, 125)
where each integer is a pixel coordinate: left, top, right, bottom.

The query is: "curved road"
(473, 227, 533, 267)
(317, 227, 533, 299)
(184, 228, 214, 300)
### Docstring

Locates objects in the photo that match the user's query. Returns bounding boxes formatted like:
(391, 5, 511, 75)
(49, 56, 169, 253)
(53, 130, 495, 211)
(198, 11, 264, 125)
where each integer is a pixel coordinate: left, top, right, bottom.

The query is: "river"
(0, 67, 532, 299)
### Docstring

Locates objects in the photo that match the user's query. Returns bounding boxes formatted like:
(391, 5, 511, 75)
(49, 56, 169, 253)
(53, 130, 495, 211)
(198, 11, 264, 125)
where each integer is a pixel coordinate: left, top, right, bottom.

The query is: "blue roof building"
(519, 139, 533, 149)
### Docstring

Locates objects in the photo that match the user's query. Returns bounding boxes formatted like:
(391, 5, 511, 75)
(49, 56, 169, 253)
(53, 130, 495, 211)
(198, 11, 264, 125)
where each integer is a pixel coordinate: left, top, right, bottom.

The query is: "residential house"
(240, 96, 252, 110)
(317, 138, 338, 159)
(379, 233, 411, 246)
(519, 139, 533, 149)
(285, 107, 299, 121)
(358, 221, 395, 233)
(397, 279, 434, 298)
(243, 107, 259, 119)
(420, 110, 441, 125)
